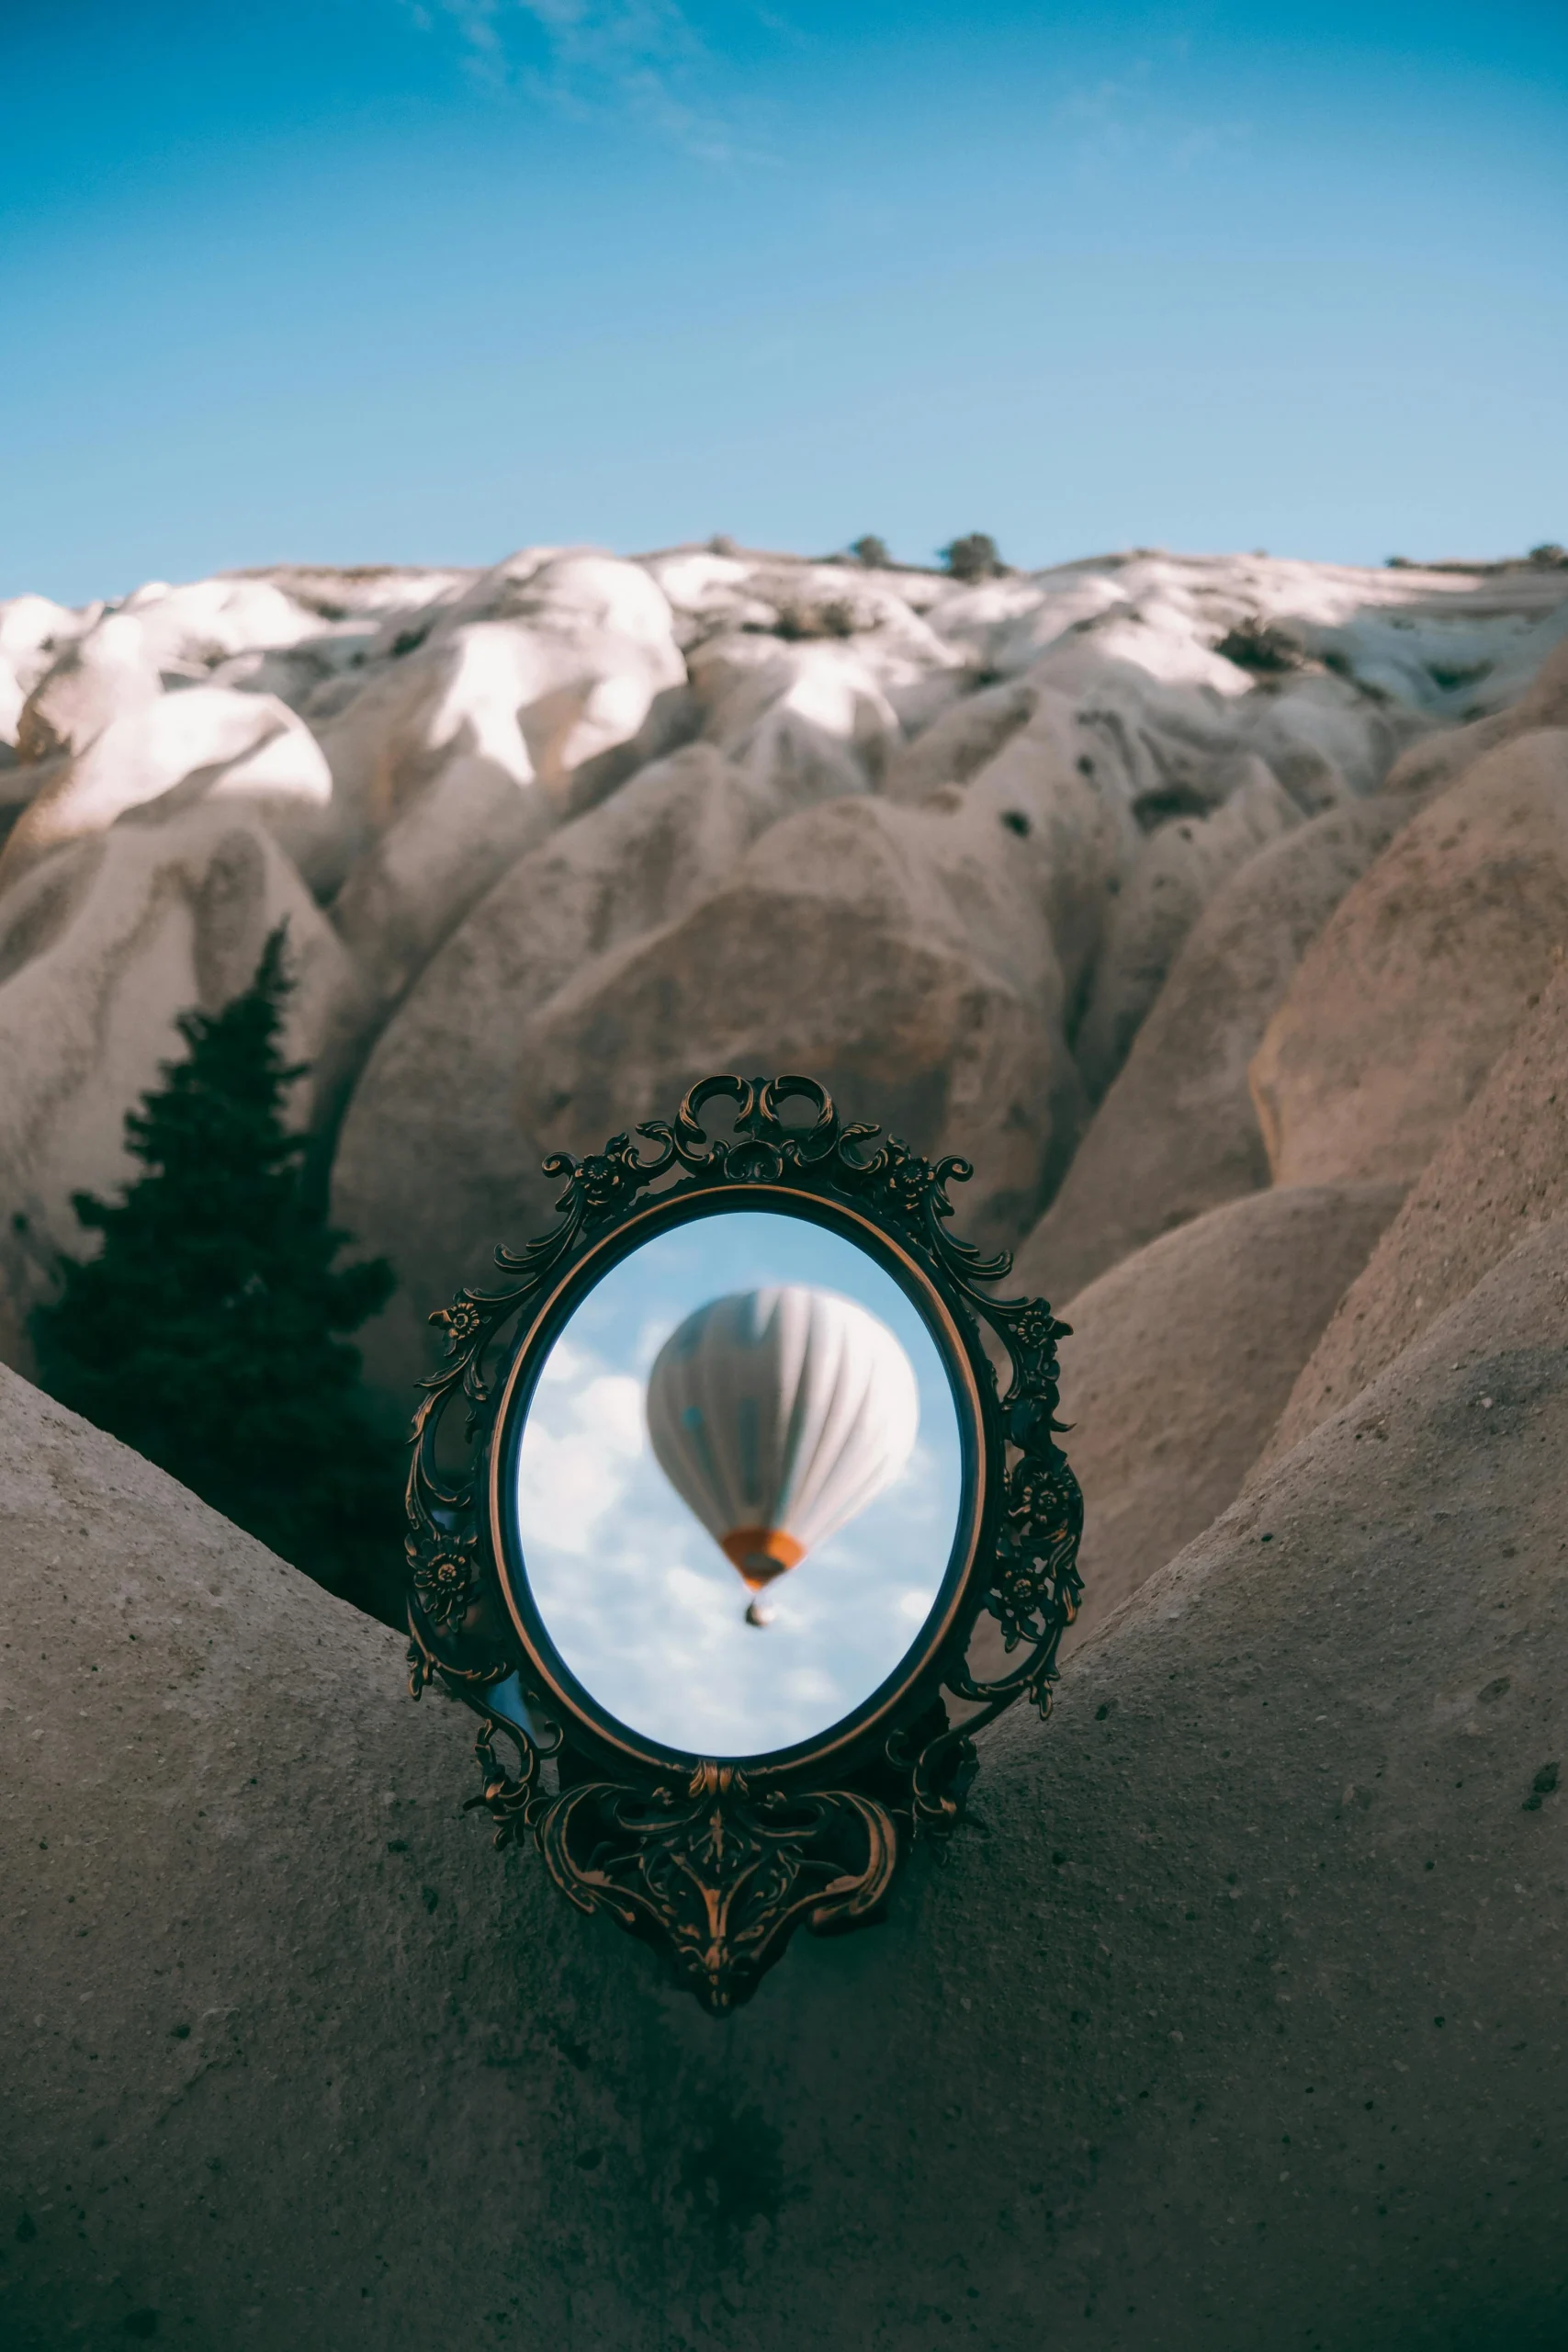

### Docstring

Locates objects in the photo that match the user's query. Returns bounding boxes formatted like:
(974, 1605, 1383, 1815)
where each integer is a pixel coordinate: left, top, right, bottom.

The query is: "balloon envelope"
(646, 1286, 920, 1596)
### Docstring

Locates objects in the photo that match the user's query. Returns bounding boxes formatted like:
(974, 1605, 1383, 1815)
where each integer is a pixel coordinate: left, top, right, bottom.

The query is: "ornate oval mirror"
(404, 1075, 1083, 2011)
(503, 1198, 977, 1764)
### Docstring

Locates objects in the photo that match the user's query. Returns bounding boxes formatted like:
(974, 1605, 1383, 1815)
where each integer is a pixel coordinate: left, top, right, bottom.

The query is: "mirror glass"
(511, 1207, 968, 1758)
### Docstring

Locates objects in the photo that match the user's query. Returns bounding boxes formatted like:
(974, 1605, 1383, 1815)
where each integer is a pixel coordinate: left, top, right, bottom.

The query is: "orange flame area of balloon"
(718, 1527, 806, 1590)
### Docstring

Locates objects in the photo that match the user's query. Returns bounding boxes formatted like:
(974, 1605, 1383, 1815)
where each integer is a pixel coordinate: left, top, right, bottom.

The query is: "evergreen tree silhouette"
(31, 927, 402, 1620)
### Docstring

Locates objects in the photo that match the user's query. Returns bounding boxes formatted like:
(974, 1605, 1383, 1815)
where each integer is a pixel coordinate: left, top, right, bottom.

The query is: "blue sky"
(2, 0, 1564, 603)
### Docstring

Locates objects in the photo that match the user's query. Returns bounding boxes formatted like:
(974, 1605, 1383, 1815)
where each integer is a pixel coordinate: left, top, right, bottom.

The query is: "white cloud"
(580, 1371, 646, 1456)
(1052, 59, 1251, 175)
(516, 1363, 644, 1554)
(516, 1422, 625, 1555)
(537, 1332, 592, 1387)
(400, 0, 751, 163)
(511, 1208, 968, 1756)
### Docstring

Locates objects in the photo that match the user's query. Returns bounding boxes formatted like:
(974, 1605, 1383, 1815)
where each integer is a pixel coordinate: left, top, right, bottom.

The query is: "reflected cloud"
(513, 1211, 965, 1758)
(520, 1361, 643, 1555)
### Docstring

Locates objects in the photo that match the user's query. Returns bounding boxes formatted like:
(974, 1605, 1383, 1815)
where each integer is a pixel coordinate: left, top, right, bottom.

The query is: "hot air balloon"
(646, 1285, 919, 1625)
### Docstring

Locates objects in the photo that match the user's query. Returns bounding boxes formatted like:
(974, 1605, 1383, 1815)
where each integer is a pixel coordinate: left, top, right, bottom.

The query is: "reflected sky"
(513, 1210, 965, 1758)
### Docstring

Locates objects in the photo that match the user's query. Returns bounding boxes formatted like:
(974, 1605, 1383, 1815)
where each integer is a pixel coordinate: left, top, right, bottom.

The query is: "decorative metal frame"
(404, 1074, 1082, 2013)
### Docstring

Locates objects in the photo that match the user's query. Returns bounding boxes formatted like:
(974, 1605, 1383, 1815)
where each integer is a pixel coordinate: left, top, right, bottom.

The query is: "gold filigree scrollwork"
(404, 1073, 1083, 2010)
(531, 1764, 897, 2012)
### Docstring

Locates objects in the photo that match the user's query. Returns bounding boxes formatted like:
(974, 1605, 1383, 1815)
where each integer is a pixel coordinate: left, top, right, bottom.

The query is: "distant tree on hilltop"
(31, 928, 403, 1623)
(940, 532, 1005, 582)
(1213, 616, 1304, 675)
(850, 534, 891, 568)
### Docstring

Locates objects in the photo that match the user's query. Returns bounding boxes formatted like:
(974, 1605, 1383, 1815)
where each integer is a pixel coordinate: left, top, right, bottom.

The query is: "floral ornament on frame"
(402, 1073, 1083, 2013)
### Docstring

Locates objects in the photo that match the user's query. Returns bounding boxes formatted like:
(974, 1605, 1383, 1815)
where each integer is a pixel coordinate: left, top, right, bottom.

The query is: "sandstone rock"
(937, 544, 1568, 719)
(639, 543, 776, 637)
(324, 729, 557, 1012)
(318, 557, 686, 1001)
(1250, 729, 1568, 1188)
(506, 786, 1082, 1255)
(883, 673, 1156, 1033)
(0, 594, 87, 752)
(113, 571, 341, 675)
(881, 674, 1039, 799)
(688, 633, 887, 806)
(338, 763, 1089, 1401)
(1383, 631, 1568, 794)
(929, 683, 1134, 1003)
(1235, 669, 1421, 796)
(7, 543, 1568, 1433)
(0, 756, 64, 856)
(15, 612, 164, 763)
(681, 575, 973, 812)
(1029, 600, 1257, 699)
(7, 1209, 1568, 2348)
(1260, 953, 1568, 1470)
(0, 809, 365, 1369)
(1043, 1182, 1402, 1657)
(938, 565, 1130, 673)
(434, 546, 665, 646)
(0, 687, 336, 894)
(10, 569, 350, 773)
(332, 742, 774, 1390)
(1072, 759, 1301, 1099)
(1012, 796, 1423, 1304)
(1332, 582, 1568, 720)
(1030, 650, 1253, 784)
(1382, 708, 1513, 796)
(318, 552, 684, 833)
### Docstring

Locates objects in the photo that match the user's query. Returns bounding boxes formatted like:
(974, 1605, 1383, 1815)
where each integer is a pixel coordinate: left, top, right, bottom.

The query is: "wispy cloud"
(400, 0, 756, 163)
(1054, 57, 1251, 175)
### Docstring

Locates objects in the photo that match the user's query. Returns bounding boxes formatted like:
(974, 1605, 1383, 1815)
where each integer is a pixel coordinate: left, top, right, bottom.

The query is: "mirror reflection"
(513, 1209, 966, 1758)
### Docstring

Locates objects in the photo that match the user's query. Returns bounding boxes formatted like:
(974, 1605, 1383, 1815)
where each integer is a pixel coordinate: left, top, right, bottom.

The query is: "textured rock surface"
(1071, 757, 1302, 1101)
(1045, 1182, 1403, 1653)
(6, 541, 1568, 2346)
(333, 741, 773, 1385)
(1382, 631, 1568, 795)
(0, 595, 96, 756)
(0, 548, 1565, 1399)
(6, 1207, 1568, 2350)
(336, 767, 1101, 1394)
(1012, 797, 1423, 1305)
(0, 686, 336, 892)
(1250, 729, 1568, 1189)
(907, 677, 1132, 1011)
(1260, 955, 1568, 1470)
(13, 611, 164, 763)
(505, 786, 1083, 1242)
(321, 551, 688, 1007)
(0, 810, 365, 1364)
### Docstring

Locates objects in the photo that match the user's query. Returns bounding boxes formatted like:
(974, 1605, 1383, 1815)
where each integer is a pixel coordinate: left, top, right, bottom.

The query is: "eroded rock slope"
(6, 1210, 1568, 2349)
(3, 542, 1566, 1403)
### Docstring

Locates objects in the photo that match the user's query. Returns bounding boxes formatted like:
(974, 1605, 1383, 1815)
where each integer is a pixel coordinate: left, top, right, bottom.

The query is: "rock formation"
(1249, 729, 1568, 1189)
(6, 530, 1568, 2346)
(1045, 1180, 1404, 1652)
(1011, 795, 1424, 1304)
(6, 1205, 1568, 2348)
(1260, 951, 1568, 1469)
(2, 542, 1565, 1410)
(1382, 630, 1568, 794)
(0, 808, 366, 1366)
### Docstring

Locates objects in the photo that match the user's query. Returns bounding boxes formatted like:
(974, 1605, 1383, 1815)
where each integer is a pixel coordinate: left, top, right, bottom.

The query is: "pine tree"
(31, 927, 403, 1621)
